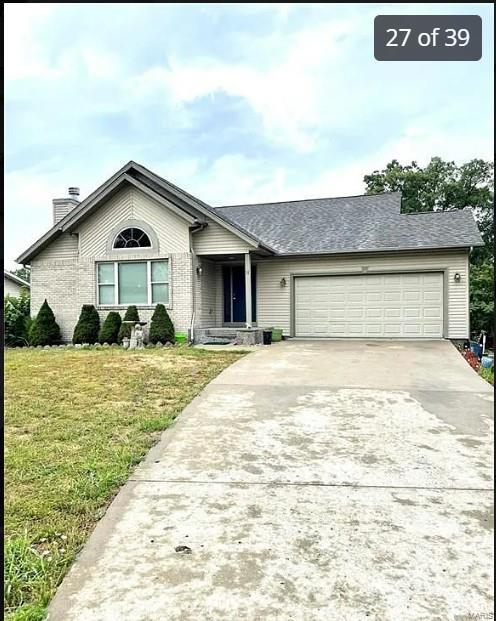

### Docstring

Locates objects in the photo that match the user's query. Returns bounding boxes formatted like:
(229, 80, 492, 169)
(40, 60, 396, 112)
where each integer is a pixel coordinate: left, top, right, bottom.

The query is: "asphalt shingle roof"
(215, 192, 483, 254)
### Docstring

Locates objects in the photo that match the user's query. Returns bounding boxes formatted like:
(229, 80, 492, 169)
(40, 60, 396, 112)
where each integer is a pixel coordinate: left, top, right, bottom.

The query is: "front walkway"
(48, 340, 494, 621)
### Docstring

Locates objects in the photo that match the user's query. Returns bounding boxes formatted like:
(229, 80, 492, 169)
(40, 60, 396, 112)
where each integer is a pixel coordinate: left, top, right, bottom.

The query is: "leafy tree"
(470, 262, 494, 337)
(73, 305, 100, 344)
(364, 157, 493, 263)
(364, 157, 494, 336)
(4, 291, 30, 346)
(11, 266, 31, 283)
(29, 300, 61, 346)
(98, 311, 122, 344)
(118, 305, 140, 342)
(149, 304, 175, 344)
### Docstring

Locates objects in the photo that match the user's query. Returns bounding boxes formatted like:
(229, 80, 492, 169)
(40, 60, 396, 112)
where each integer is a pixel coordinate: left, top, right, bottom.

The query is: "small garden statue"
(122, 337, 130, 349)
(135, 323, 144, 349)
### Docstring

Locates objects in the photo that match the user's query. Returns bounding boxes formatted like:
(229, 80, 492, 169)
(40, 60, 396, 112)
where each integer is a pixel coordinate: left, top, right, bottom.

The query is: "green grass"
(4, 346, 246, 620)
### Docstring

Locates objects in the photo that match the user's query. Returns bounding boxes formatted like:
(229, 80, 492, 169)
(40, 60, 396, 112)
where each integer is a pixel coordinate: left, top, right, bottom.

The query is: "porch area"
(192, 251, 264, 345)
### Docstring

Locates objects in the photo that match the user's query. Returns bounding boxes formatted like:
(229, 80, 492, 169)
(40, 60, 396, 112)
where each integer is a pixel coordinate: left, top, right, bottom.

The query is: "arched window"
(113, 228, 151, 249)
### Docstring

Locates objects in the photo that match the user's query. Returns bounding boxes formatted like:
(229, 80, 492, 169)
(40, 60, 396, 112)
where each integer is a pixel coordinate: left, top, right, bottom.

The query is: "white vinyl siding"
(256, 249, 470, 339)
(35, 233, 79, 261)
(193, 218, 252, 255)
(77, 187, 190, 256)
(4, 277, 27, 297)
(295, 272, 443, 338)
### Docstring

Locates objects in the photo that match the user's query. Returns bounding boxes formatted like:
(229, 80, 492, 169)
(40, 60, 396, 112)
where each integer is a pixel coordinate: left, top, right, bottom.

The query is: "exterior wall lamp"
(280, 277, 287, 287)
(454, 272, 461, 282)
(196, 266, 202, 277)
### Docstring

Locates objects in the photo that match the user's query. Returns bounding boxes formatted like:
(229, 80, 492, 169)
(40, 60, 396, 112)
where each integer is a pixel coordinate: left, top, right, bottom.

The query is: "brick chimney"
(53, 187, 80, 225)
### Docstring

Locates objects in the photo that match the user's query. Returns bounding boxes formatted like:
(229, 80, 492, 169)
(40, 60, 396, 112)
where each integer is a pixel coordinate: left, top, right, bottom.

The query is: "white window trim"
(105, 219, 160, 255)
(112, 228, 152, 250)
(96, 259, 170, 308)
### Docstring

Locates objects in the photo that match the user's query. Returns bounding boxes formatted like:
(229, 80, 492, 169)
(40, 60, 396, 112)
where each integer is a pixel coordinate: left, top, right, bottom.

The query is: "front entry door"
(223, 265, 256, 323)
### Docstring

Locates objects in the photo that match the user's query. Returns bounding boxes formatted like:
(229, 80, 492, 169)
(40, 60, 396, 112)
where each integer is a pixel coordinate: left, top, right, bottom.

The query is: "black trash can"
(262, 330, 272, 345)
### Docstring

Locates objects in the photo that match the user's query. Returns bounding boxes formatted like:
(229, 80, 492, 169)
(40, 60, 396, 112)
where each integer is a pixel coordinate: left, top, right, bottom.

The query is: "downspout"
(189, 222, 207, 344)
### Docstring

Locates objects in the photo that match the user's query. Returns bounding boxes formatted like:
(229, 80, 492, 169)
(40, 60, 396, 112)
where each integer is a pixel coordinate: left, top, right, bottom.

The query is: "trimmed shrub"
(72, 305, 100, 344)
(98, 311, 122, 344)
(118, 305, 140, 342)
(29, 300, 61, 346)
(4, 292, 30, 346)
(149, 304, 175, 344)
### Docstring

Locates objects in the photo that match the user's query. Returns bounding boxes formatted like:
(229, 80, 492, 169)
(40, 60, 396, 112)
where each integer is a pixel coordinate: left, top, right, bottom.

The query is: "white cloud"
(4, 168, 62, 269)
(4, 4, 60, 80)
(3, 3, 493, 267)
(130, 17, 357, 152)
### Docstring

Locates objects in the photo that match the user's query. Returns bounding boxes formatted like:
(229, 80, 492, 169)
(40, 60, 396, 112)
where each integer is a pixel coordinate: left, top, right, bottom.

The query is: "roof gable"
(17, 162, 265, 263)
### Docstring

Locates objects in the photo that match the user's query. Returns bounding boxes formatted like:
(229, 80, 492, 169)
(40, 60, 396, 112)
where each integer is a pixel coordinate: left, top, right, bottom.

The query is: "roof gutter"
(266, 244, 481, 259)
(190, 221, 207, 234)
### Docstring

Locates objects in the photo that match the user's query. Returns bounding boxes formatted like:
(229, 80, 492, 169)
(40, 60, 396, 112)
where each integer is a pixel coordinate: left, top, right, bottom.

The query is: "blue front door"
(223, 265, 257, 323)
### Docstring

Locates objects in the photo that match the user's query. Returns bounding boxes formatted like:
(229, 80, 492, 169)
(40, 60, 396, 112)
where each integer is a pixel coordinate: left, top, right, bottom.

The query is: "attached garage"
(294, 272, 444, 338)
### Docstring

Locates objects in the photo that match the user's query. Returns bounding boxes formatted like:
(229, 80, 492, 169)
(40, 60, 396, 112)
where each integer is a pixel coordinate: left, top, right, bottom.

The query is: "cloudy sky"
(4, 2, 494, 268)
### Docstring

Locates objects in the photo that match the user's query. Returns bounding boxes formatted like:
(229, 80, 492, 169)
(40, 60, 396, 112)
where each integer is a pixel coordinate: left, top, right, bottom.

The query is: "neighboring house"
(4, 270, 30, 298)
(17, 161, 483, 343)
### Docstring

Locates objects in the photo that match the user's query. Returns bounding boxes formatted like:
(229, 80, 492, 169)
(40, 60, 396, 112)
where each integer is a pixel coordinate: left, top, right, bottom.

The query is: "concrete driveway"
(48, 340, 494, 621)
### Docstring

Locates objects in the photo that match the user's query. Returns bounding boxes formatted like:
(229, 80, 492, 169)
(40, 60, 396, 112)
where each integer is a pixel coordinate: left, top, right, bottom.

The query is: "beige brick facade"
(30, 187, 197, 342)
(31, 253, 194, 342)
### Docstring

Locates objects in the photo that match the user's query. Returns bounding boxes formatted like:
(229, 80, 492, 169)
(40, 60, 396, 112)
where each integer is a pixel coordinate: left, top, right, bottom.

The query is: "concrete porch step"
(194, 327, 264, 345)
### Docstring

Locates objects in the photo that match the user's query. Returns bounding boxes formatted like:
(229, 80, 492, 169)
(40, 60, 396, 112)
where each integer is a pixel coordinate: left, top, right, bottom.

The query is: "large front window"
(97, 260, 169, 306)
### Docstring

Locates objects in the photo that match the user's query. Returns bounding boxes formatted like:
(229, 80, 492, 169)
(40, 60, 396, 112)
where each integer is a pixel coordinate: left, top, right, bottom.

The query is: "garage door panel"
(423, 307, 442, 318)
(366, 308, 383, 319)
(404, 307, 421, 319)
(365, 324, 383, 335)
(384, 291, 401, 302)
(403, 291, 421, 302)
(348, 324, 365, 334)
(403, 324, 422, 335)
(311, 310, 329, 320)
(405, 274, 421, 284)
(423, 291, 442, 302)
(384, 308, 401, 318)
(348, 293, 365, 303)
(328, 323, 346, 333)
(422, 273, 442, 284)
(366, 292, 382, 302)
(384, 324, 402, 335)
(347, 308, 365, 319)
(295, 273, 443, 338)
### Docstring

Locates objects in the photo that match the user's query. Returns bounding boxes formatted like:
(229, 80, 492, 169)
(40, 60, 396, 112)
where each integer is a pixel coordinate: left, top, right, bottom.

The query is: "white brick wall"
(31, 253, 195, 342)
(31, 259, 80, 342)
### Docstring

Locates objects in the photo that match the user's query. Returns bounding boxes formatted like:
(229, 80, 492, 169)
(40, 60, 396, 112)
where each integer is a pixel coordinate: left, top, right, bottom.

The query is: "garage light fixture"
(454, 272, 461, 282)
(280, 277, 287, 287)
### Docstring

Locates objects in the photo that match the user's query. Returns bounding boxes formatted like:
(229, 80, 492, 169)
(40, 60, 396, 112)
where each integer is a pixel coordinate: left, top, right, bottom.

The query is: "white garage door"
(294, 272, 443, 338)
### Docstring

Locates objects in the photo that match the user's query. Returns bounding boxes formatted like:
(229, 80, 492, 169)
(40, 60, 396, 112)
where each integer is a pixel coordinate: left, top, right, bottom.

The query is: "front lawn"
(4, 346, 246, 621)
